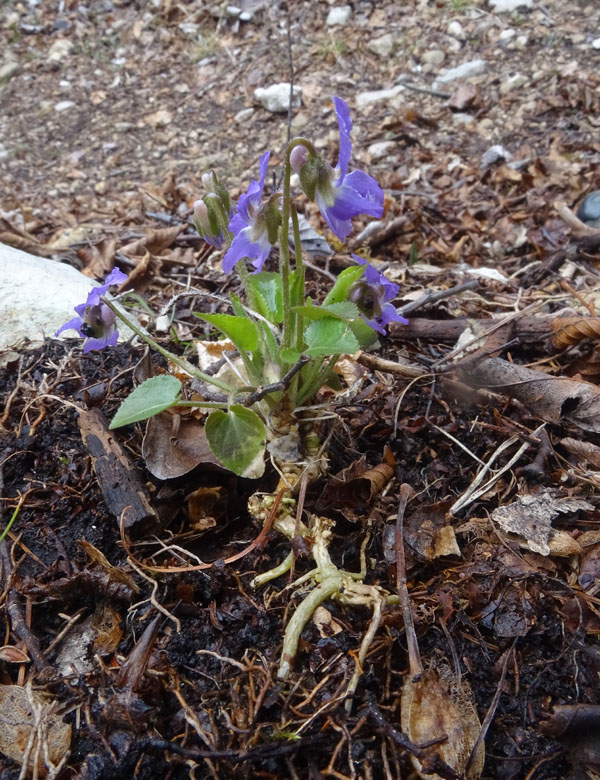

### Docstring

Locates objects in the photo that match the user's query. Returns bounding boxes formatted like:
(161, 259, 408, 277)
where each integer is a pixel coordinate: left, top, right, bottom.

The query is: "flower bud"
(289, 144, 308, 173)
(201, 169, 232, 216)
(263, 194, 283, 246)
(193, 194, 232, 249)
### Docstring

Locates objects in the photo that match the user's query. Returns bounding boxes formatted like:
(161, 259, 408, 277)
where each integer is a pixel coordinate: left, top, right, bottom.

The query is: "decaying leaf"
(316, 448, 395, 519)
(490, 491, 592, 555)
(552, 315, 600, 349)
(92, 604, 123, 656)
(404, 501, 460, 560)
(119, 225, 184, 256)
(401, 666, 484, 780)
(561, 436, 600, 469)
(79, 540, 139, 592)
(0, 646, 30, 663)
(0, 684, 71, 776)
(142, 411, 225, 479)
(468, 357, 600, 433)
(186, 486, 226, 529)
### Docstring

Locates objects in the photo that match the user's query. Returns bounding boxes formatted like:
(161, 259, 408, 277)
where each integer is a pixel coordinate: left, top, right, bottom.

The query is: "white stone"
(447, 20, 466, 40)
(498, 28, 515, 42)
(489, 0, 532, 11)
(368, 141, 396, 160)
(515, 35, 528, 49)
(0, 244, 136, 351)
(47, 38, 73, 65)
(0, 61, 19, 83)
(356, 85, 404, 108)
(234, 107, 254, 123)
(367, 33, 395, 59)
(452, 112, 475, 125)
(422, 49, 446, 66)
(54, 100, 75, 111)
(433, 58, 487, 87)
(326, 5, 352, 26)
(499, 72, 526, 95)
(254, 83, 302, 113)
(592, 38, 600, 50)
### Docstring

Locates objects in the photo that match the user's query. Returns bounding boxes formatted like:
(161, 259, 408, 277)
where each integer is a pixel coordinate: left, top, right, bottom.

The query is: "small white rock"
(368, 140, 396, 160)
(254, 83, 301, 113)
(234, 107, 255, 123)
(489, 0, 532, 11)
(498, 28, 515, 42)
(592, 38, 600, 50)
(499, 72, 526, 95)
(356, 85, 404, 108)
(367, 33, 395, 58)
(452, 112, 475, 125)
(54, 99, 75, 111)
(434, 58, 487, 87)
(47, 38, 73, 65)
(422, 49, 446, 66)
(447, 20, 466, 40)
(515, 35, 528, 49)
(480, 144, 512, 168)
(326, 6, 352, 26)
(0, 60, 19, 82)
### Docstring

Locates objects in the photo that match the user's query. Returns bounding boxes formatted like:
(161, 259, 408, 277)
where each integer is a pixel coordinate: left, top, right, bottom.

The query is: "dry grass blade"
(396, 484, 484, 780)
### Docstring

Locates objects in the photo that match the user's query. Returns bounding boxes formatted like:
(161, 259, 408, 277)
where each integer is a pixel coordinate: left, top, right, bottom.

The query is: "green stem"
(101, 296, 235, 394)
(175, 400, 229, 410)
(279, 137, 318, 352)
(297, 354, 340, 407)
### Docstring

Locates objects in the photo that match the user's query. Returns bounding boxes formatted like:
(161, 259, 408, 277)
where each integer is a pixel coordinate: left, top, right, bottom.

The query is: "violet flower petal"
(333, 96, 352, 183)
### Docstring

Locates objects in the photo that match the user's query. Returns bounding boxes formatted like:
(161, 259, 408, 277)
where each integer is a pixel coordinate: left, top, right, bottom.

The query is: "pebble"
(498, 28, 515, 43)
(480, 144, 512, 169)
(54, 100, 75, 111)
(576, 191, 600, 228)
(499, 72, 526, 95)
(422, 49, 446, 66)
(47, 38, 73, 65)
(447, 20, 466, 40)
(367, 33, 395, 58)
(489, 0, 532, 11)
(234, 107, 254, 123)
(0, 60, 19, 83)
(452, 113, 475, 125)
(368, 140, 396, 160)
(254, 83, 302, 113)
(434, 59, 487, 87)
(515, 35, 528, 49)
(356, 85, 404, 108)
(592, 38, 600, 50)
(326, 6, 352, 26)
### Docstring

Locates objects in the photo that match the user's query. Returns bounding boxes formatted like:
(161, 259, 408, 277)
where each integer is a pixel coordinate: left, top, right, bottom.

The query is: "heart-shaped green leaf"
(304, 318, 360, 357)
(109, 375, 181, 429)
(205, 405, 266, 478)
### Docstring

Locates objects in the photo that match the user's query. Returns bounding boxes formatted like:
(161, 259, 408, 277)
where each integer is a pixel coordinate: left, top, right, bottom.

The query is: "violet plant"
(57, 97, 407, 478)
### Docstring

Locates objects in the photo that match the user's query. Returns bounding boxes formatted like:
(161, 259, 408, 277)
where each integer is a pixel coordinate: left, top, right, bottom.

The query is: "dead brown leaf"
(119, 225, 184, 256)
(0, 684, 71, 776)
(468, 358, 600, 433)
(142, 411, 225, 479)
(490, 491, 592, 555)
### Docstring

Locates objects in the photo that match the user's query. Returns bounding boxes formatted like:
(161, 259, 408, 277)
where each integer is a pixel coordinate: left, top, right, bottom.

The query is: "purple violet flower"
(223, 151, 275, 274)
(55, 267, 128, 353)
(349, 255, 408, 335)
(315, 97, 384, 241)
